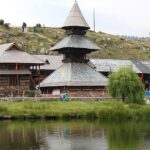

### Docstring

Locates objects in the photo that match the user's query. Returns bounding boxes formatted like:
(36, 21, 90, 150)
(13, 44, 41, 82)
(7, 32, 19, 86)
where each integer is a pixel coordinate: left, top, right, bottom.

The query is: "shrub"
(26, 90, 36, 97)
(4, 23, 10, 29)
(0, 19, 4, 26)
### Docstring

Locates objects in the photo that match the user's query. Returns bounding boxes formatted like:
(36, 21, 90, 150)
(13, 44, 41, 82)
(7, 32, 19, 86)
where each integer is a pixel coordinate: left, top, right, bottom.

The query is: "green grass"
(0, 100, 149, 120)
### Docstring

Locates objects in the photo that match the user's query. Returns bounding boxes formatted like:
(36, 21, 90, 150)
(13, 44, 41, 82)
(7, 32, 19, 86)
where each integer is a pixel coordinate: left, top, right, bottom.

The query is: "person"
(22, 22, 27, 32)
(63, 92, 68, 101)
(59, 93, 64, 101)
(145, 89, 150, 96)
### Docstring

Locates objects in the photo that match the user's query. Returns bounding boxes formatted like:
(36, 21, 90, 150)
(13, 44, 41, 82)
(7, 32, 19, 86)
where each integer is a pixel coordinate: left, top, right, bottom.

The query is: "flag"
(15, 63, 19, 72)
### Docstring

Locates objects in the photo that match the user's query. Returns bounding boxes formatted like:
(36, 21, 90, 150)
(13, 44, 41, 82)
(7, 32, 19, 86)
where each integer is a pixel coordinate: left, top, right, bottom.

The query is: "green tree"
(107, 66, 145, 104)
(36, 23, 41, 28)
(0, 19, 4, 26)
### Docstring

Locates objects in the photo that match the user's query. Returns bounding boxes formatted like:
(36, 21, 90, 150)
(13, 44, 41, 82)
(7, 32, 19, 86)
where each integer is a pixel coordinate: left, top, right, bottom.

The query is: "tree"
(33, 24, 43, 33)
(0, 19, 4, 26)
(36, 23, 41, 28)
(107, 66, 145, 104)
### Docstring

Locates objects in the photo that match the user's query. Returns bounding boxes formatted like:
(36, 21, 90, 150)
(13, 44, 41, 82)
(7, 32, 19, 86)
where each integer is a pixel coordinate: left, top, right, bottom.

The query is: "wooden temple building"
(39, 1, 108, 97)
(0, 43, 44, 96)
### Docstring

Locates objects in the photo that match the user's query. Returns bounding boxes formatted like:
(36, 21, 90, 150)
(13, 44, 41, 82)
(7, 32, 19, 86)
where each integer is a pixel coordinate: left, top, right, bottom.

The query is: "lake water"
(0, 120, 150, 150)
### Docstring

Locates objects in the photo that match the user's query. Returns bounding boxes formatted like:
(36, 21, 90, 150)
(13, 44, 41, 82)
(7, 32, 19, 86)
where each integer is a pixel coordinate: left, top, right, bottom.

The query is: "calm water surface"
(0, 120, 149, 150)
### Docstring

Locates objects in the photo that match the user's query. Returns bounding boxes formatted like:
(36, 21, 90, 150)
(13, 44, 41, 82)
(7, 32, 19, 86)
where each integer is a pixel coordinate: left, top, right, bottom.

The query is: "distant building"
(39, 1, 108, 97)
(90, 59, 150, 89)
(0, 43, 44, 96)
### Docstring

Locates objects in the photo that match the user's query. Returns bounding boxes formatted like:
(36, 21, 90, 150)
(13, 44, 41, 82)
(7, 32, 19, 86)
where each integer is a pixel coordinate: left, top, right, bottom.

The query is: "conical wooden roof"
(62, 1, 90, 29)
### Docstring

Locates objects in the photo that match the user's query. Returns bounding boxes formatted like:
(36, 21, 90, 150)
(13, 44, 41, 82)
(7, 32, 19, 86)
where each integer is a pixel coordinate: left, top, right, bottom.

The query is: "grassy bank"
(0, 100, 150, 120)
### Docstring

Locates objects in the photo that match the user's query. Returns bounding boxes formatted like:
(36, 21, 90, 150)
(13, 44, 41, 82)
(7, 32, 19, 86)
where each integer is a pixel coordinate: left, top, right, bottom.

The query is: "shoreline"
(0, 100, 149, 120)
(0, 96, 112, 101)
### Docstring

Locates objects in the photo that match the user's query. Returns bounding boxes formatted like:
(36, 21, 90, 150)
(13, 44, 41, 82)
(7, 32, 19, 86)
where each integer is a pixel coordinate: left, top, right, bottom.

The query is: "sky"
(0, 0, 150, 37)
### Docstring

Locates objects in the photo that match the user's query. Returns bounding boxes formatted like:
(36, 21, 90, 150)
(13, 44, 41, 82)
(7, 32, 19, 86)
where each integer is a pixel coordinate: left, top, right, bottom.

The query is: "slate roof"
(40, 63, 108, 87)
(90, 59, 150, 74)
(34, 55, 63, 70)
(136, 61, 150, 74)
(0, 43, 44, 65)
(34, 55, 96, 71)
(50, 34, 100, 51)
(141, 61, 150, 68)
(62, 1, 90, 29)
(34, 55, 150, 74)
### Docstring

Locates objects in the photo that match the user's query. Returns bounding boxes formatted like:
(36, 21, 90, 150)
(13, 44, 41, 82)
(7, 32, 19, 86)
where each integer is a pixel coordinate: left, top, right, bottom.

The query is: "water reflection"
(0, 120, 149, 150)
(107, 121, 149, 150)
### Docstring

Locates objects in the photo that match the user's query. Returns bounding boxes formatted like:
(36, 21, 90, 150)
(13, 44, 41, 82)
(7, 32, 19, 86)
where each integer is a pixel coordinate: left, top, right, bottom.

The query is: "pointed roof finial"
(62, 1, 90, 30)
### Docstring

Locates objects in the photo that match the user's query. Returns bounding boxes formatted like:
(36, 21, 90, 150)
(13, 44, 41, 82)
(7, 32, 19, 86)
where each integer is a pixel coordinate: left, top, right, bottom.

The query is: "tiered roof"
(40, 1, 107, 88)
(51, 1, 100, 53)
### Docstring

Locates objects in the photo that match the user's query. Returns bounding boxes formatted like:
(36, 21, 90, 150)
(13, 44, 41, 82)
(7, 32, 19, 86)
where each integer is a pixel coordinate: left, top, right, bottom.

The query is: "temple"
(39, 1, 108, 97)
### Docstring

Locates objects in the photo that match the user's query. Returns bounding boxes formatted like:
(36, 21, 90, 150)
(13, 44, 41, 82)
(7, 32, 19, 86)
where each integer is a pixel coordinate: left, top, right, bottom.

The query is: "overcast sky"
(0, 0, 150, 37)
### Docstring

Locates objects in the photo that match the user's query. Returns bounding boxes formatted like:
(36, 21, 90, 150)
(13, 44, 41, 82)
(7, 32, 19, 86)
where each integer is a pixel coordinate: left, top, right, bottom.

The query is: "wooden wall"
(40, 86, 109, 98)
(0, 75, 30, 96)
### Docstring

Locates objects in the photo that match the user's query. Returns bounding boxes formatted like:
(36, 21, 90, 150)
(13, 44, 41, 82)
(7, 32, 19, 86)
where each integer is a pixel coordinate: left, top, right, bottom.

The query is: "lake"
(0, 120, 149, 150)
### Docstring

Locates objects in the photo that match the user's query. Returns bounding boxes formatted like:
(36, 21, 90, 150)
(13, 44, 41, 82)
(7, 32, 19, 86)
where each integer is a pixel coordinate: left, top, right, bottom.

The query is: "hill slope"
(0, 26, 150, 60)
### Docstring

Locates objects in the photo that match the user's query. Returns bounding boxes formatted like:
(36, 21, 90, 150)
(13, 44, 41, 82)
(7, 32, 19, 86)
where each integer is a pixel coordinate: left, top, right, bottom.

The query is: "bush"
(4, 23, 10, 29)
(0, 19, 4, 26)
(26, 90, 36, 97)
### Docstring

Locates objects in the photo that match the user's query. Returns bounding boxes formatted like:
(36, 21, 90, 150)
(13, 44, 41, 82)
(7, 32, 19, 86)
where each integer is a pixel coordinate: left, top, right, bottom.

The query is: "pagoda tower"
(40, 1, 108, 97)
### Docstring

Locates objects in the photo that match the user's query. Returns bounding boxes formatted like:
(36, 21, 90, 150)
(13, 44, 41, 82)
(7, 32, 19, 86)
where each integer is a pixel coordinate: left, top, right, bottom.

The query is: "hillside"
(0, 26, 150, 60)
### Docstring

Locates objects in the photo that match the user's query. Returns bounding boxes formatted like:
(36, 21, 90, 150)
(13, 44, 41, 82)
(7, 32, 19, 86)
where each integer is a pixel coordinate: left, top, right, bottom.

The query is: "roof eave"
(62, 25, 90, 30)
(0, 62, 45, 65)
(50, 47, 100, 52)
